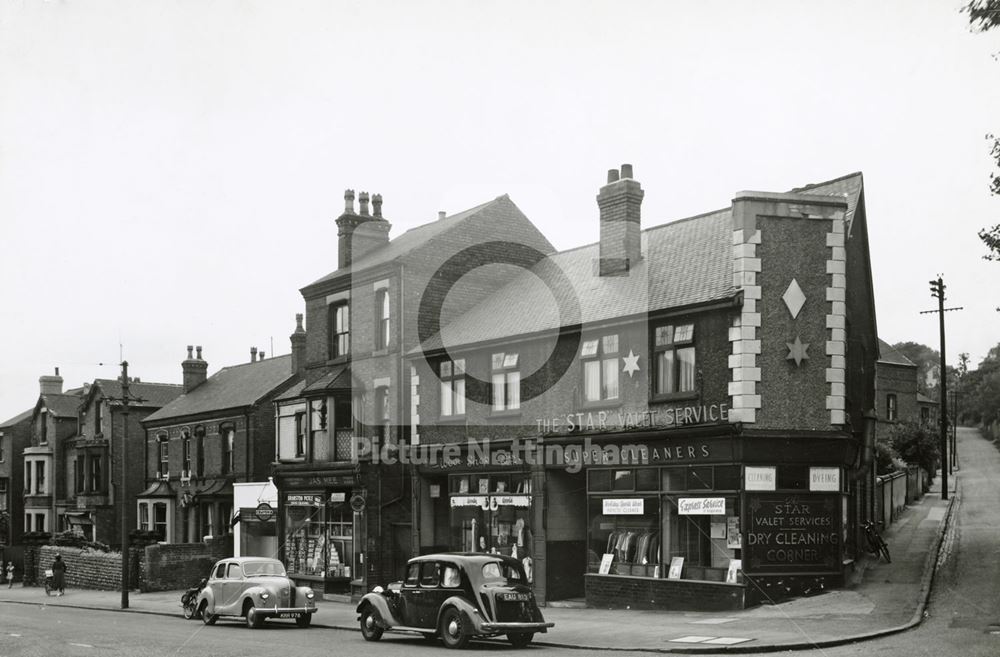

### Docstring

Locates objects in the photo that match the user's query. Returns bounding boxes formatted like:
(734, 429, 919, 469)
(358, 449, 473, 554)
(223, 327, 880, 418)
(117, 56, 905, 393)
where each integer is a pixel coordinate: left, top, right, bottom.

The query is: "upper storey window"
(440, 359, 466, 417)
(654, 324, 696, 396)
(328, 302, 350, 359)
(376, 289, 390, 350)
(582, 335, 619, 403)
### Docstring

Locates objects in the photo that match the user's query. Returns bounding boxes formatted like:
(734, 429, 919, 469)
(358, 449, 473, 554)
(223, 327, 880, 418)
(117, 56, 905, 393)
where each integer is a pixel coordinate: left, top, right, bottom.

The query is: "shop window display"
(587, 466, 741, 582)
(448, 474, 534, 582)
(284, 494, 356, 587)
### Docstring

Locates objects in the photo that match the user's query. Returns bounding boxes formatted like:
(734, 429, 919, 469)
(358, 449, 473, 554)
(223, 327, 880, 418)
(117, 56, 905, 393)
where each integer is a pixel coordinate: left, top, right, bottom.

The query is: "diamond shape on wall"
(782, 279, 807, 319)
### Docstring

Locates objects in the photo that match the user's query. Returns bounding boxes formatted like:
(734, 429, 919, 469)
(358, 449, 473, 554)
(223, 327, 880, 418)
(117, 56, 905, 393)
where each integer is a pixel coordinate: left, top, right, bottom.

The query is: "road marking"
(68, 643, 93, 648)
(704, 637, 753, 645)
(690, 618, 737, 624)
(669, 635, 717, 643)
(9, 633, 22, 637)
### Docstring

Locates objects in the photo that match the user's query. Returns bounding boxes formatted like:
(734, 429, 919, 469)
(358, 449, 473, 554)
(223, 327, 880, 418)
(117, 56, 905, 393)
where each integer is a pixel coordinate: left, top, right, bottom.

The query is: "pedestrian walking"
(51, 554, 67, 596)
(5, 561, 13, 588)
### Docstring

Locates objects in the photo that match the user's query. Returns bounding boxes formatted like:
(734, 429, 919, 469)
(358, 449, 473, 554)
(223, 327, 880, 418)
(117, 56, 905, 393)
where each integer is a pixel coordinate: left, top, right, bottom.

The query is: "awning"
(302, 366, 357, 394)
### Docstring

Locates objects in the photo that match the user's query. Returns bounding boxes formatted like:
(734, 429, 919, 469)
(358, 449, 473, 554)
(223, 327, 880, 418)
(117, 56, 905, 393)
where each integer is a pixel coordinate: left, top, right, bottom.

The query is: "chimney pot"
(607, 169, 620, 184)
(620, 163, 634, 179)
(259, 351, 265, 360)
(438, 211, 447, 221)
(196, 345, 203, 360)
(55, 367, 60, 376)
(372, 193, 383, 219)
(295, 313, 305, 332)
(251, 347, 258, 362)
(186, 345, 194, 359)
(344, 189, 355, 214)
(359, 191, 370, 216)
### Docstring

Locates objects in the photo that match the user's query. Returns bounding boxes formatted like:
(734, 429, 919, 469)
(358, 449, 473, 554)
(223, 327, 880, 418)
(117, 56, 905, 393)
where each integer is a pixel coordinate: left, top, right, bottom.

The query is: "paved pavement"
(0, 475, 958, 653)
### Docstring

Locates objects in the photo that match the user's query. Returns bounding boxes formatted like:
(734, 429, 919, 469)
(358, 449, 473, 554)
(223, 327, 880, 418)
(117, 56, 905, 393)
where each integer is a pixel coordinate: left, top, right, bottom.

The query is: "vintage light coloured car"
(195, 557, 317, 628)
(357, 553, 553, 649)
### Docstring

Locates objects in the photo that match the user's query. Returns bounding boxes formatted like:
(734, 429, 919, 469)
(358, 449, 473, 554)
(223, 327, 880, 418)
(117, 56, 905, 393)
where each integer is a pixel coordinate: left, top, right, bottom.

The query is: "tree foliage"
(955, 343, 1000, 428)
(964, 0, 1000, 32)
(892, 341, 941, 395)
(886, 420, 940, 482)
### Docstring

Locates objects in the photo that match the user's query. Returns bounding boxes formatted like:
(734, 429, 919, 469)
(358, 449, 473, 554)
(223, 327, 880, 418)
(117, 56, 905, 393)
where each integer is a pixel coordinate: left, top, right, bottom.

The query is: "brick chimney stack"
(182, 345, 208, 393)
(290, 313, 307, 375)
(597, 164, 644, 276)
(39, 367, 63, 395)
(336, 188, 391, 269)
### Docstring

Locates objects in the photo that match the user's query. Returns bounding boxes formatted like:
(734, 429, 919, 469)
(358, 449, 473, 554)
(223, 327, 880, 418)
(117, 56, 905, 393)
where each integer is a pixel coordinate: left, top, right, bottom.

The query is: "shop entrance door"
(391, 523, 411, 580)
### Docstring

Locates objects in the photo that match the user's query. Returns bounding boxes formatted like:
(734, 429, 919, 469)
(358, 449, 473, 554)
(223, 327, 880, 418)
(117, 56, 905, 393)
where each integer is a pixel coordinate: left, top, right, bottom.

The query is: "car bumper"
(479, 621, 554, 633)
(257, 606, 317, 619)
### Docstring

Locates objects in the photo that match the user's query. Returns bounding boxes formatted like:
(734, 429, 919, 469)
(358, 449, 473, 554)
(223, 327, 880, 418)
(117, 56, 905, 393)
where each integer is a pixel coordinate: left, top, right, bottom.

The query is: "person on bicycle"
(51, 554, 67, 596)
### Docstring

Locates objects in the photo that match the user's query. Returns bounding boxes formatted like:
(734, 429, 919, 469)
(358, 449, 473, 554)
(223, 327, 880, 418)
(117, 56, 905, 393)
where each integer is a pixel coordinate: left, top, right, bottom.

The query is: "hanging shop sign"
(744, 493, 841, 573)
(254, 503, 275, 522)
(809, 468, 840, 491)
(678, 497, 726, 515)
(350, 494, 366, 513)
(745, 466, 776, 491)
(602, 498, 644, 515)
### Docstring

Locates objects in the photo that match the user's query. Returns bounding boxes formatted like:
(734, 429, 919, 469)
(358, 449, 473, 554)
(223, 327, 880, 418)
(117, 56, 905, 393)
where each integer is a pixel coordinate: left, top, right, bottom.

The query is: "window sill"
(487, 409, 522, 419)
(372, 347, 390, 357)
(579, 400, 623, 412)
(650, 391, 699, 404)
(435, 415, 467, 425)
(325, 355, 350, 366)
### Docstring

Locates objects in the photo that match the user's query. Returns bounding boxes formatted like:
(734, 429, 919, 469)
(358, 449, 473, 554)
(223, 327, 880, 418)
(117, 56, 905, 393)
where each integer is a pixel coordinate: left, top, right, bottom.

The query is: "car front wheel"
(200, 602, 217, 626)
(508, 632, 534, 649)
(439, 607, 470, 649)
(245, 603, 263, 629)
(359, 605, 383, 641)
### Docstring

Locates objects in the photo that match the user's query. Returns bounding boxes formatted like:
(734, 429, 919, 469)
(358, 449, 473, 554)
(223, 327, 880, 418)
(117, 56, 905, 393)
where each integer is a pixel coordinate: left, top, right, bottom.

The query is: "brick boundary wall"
(27, 535, 233, 592)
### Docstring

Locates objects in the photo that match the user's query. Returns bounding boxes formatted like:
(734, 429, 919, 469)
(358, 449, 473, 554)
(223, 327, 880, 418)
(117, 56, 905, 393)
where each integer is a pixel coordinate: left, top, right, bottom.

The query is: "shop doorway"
(391, 523, 412, 581)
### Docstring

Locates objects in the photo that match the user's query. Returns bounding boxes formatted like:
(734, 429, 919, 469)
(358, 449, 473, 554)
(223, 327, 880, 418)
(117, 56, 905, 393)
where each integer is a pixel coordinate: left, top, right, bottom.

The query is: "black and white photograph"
(1, 1, 999, 655)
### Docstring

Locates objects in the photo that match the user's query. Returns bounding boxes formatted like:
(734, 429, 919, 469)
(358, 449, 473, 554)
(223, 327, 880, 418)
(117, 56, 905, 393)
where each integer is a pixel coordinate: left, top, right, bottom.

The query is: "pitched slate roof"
(305, 195, 555, 288)
(144, 354, 295, 423)
(877, 339, 917, 367)
(91, 379, 184, 408)
(422, 208, 737, 351)
(417, 173, 864, 353)
(40, 393, 84, 418)
(0, 407, 33, 427)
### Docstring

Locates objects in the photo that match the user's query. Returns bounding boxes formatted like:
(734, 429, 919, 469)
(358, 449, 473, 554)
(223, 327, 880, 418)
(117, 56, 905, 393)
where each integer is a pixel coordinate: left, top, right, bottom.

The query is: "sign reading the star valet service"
(535, 403, 729, 433)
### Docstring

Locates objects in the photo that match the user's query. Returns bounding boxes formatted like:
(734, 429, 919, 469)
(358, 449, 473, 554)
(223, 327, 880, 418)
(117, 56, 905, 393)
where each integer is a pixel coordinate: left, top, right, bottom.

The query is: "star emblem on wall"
(622, 350, 640, 377)
(786, 336, 810, 367)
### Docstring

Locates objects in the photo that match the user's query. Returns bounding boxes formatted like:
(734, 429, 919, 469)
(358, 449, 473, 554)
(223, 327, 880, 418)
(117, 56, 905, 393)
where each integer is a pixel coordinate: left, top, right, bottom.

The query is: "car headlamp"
(305, 590, 315, 600)
(259, 592, 270, 600)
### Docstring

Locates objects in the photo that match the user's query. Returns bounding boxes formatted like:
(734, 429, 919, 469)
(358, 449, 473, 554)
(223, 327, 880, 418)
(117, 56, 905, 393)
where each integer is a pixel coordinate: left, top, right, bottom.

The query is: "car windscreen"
(481, 561, 524, 585)
(243, 561, 286, 577)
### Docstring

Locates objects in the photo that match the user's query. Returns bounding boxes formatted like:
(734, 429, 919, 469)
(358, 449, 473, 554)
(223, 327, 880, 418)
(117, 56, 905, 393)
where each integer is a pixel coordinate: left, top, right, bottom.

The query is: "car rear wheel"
(508, 632, 534, 649)
(296, 614, 312, 628)
(359, 605, 383, 641)
(245, 602, 264, 629)
(200, 602, 217, 626)
(439, 607, 470, 649)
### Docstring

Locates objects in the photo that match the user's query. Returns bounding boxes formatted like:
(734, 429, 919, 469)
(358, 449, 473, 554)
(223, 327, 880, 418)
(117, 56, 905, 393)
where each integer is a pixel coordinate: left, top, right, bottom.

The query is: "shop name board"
(744, 494, 840, 573)
(745, 466, 776, 491)
(602, 498, 644, 515)
(451, 494, 531, 509)
(283, 474, 355, 487)
(286, 494, 324, 507)
(678, 497, 726, 515)
(536, 403, 729, 433)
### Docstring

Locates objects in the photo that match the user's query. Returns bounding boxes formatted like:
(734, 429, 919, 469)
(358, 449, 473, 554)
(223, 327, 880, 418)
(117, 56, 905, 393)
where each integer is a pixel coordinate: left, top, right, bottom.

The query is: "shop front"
(276, 469, 364, 597)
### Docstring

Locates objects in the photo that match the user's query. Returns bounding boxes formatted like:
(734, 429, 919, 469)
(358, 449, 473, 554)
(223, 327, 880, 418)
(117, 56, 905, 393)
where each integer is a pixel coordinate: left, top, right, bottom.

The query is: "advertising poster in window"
(744, 493, 841, 573)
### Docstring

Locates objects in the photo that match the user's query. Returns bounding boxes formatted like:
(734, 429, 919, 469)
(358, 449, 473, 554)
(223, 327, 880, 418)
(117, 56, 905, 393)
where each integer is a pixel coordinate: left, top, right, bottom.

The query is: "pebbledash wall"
(27, 538, 230, 592)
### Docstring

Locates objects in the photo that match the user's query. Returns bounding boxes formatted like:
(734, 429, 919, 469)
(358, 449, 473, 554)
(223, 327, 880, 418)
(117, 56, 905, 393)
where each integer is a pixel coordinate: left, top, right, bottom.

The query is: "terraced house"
(405, 166, 879, 610)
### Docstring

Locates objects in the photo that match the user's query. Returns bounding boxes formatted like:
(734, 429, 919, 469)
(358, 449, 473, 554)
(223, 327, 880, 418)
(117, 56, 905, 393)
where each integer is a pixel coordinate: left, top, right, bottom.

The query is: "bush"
(875, 439, 906, 475)
(887, 420, 940, 482)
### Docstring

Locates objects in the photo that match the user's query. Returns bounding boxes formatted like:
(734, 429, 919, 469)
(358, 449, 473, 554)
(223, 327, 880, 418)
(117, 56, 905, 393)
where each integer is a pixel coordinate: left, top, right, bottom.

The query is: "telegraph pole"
(922, 277, 962, 501)
(105, 361, 145, 609)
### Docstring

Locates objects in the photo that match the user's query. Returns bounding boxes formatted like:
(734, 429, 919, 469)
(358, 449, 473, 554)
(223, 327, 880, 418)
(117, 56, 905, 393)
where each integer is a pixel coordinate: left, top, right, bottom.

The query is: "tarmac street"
(5, 428, 1000, 654)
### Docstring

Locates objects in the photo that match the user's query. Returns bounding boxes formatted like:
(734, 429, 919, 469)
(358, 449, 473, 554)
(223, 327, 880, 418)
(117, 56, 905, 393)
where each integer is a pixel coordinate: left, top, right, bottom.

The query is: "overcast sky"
(1, 0, 998, 422)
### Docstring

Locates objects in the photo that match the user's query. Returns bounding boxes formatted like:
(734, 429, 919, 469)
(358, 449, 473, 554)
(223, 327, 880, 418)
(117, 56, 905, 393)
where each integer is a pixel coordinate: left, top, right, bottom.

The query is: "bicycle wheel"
(878, 538, 891, 563)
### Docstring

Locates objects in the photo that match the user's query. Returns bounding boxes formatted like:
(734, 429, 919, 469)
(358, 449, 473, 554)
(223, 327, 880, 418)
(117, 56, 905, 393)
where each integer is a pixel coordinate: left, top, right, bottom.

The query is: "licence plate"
(499, 593, 530, 602)
(277, 613, 301, 618)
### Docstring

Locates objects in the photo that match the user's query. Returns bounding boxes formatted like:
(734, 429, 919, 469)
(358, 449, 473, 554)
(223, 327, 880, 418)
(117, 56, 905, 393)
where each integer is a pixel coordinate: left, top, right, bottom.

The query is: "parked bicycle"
(43, 569, 54, 596)
(863, 520, 891, 563)
(180, 578, 208, 620)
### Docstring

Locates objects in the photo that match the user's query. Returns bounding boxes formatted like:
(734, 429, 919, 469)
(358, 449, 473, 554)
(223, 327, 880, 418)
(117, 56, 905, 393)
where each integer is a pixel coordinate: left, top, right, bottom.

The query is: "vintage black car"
(356, 553, 553, 649)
